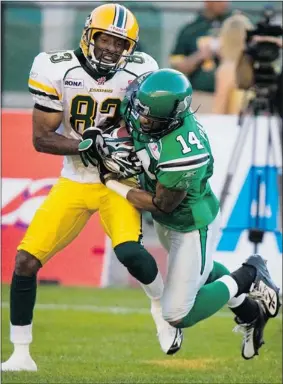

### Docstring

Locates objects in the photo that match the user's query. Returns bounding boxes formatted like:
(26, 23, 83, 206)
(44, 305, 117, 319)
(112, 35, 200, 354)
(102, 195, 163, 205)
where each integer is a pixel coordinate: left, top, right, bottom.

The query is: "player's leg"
(2, 178, 93, 372)
(203, 260, 269, 359)
(159, 215, 280, 332)
(207, 261, 260, 324)
(99, 187, 162, 298)
(99, 187, 181, 355)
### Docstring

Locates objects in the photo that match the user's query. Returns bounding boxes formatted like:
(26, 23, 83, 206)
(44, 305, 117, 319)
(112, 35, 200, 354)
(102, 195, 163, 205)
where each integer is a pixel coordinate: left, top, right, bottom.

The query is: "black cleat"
(233, 300, 268, 360)
(243, 254, 281, 318)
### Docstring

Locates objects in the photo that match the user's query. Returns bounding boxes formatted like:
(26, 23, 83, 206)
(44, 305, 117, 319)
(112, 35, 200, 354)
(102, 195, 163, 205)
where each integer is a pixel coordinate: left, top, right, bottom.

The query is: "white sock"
(10, 323, 32, 346)
(228, 293, 246, 308)
(218, 275, 239, 300)
(13, 343, 30, 355)
(140, 271, 164, 301)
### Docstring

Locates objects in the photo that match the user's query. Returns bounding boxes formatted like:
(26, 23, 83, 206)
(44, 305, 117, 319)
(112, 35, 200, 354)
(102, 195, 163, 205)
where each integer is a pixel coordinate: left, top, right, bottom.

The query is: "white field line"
(1, 302, 281, 319)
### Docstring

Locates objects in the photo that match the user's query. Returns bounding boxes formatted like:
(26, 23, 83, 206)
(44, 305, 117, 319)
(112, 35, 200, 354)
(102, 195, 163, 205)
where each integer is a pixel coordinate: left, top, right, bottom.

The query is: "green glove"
(78, 138, 99, 167)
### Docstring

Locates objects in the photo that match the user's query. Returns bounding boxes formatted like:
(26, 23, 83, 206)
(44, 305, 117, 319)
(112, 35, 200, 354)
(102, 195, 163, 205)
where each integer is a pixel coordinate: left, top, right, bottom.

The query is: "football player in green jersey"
(79, 69, 280, 359)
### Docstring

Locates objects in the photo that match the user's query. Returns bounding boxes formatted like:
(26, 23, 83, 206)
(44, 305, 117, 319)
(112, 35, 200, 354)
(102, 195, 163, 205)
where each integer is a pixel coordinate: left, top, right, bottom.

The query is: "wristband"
(105, 180, 133, 199)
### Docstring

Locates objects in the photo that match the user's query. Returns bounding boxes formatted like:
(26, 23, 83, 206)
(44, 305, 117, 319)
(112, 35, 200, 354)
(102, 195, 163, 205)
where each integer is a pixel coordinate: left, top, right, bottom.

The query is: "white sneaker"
(1, 352, 37, 372)
(151, 305, 183, 355)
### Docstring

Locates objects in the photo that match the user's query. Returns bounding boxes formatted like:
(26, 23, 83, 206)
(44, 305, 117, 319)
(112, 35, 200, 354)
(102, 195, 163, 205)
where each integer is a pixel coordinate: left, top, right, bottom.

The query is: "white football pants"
(154, 213, 221, 323)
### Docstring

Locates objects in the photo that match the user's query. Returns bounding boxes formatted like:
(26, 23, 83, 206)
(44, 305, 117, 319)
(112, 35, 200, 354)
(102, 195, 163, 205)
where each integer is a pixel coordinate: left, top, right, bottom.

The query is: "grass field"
(1, 284, 282, 384)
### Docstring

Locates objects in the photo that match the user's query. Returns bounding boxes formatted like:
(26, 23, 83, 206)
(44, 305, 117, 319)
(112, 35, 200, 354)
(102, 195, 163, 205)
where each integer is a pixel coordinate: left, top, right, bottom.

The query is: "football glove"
(78, 127, 109, 167)
(97, 159, 118, 185)
(78, 127, 143, 179)
(104, 151, 143, 179)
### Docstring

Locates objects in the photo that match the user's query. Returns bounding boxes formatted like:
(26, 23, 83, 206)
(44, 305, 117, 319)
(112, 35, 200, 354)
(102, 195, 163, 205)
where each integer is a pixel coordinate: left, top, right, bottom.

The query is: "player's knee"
(114, 241, 139, 266)
(15, 250, 41, 276)
(162, 301, 194, 328)
(163, 310, 184, 328)
(114, 241, 157, 284)
(162, 309, 183, 327)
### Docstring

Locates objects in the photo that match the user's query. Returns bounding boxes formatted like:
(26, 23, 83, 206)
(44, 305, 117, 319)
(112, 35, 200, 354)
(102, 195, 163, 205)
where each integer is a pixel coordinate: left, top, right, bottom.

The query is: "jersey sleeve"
(156, 126, 210, 190)
(156, 162, 209, 190)
(141, 52, 159, 71)
(28, 52, 63, 111)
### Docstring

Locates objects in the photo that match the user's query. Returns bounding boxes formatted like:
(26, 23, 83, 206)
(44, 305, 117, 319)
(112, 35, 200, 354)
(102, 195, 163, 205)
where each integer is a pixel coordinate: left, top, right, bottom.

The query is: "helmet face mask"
(80, 4, 139, 74)
(88, 31, 130, 73)
(123, 92, 181, 143)
(131, 95, 181, 139)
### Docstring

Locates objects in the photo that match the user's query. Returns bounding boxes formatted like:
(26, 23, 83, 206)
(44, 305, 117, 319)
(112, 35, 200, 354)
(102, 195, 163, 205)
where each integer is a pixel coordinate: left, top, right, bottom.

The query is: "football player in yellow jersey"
(2, 4, 183, 372)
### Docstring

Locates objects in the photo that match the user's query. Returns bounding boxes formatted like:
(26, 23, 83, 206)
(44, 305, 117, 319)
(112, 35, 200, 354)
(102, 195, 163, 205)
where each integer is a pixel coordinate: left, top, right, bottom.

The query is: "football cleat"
(233, 300, 269, 360)
(151, 305, 183, 355)
(157, 325, 183, 355)
(1, 352, 37, 372)
(243, 254, 281, 318)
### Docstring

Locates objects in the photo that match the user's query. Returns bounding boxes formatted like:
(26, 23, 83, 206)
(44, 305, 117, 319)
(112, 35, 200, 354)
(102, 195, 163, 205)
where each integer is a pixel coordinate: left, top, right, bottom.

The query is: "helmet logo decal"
(176, 95, 192, 114)
(134, 99, 150, 115)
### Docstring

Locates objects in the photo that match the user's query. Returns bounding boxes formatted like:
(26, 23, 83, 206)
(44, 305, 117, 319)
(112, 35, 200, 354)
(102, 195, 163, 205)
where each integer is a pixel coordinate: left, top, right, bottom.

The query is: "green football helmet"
(123, 68, 193, 140)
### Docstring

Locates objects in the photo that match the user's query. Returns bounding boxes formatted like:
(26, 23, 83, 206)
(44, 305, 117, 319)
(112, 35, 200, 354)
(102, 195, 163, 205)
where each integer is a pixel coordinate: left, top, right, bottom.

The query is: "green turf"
(1, 284, 282, 383)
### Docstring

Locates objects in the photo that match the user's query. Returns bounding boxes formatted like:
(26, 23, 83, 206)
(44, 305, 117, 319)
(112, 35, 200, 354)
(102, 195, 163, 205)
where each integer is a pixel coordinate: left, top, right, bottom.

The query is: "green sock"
(206, 261, 230, 284)
(176, 280, 231, 328)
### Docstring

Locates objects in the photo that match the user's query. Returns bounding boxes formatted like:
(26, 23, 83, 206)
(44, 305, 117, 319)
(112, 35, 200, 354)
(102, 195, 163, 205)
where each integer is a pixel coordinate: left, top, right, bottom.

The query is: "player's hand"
(105, 151, 143, 179)
(97, 159, 118, 184)
(78, 127, 109, 167)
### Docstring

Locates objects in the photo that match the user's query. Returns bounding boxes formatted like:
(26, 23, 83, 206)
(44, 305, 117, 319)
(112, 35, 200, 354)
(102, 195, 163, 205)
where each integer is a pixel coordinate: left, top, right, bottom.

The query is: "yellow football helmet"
(80, 3, 139, 73)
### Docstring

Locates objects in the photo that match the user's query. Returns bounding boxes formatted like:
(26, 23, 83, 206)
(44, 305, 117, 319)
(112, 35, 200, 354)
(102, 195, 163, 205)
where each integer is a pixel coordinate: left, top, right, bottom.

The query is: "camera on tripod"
(245, 6, 282, 90)
(220, 7, 282, 252)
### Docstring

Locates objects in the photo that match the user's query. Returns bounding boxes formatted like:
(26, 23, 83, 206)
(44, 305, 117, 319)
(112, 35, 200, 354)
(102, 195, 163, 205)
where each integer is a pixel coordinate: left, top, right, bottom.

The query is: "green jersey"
(131, 113, 219, 232)
(170, 12, 231, 92)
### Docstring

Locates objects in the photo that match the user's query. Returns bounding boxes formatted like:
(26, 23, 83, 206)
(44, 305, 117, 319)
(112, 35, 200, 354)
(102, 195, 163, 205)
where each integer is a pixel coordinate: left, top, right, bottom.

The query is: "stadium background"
(1, 2, 282, 383)
(2, 0, 282, 287)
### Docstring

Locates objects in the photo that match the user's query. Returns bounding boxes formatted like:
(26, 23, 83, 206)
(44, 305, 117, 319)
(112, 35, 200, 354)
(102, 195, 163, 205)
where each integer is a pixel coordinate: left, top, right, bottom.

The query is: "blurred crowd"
(168, 1, 282, 116)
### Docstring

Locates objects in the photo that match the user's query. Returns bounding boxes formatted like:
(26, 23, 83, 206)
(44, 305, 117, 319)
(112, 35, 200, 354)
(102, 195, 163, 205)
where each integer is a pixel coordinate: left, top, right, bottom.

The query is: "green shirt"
(171, 12, 231, 92)
(130, 113, 220, 232)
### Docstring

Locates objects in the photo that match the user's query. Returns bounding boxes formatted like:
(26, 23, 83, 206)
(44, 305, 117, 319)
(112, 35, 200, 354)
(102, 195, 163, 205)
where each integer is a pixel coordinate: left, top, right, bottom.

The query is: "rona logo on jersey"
(64, 79, 84, 88)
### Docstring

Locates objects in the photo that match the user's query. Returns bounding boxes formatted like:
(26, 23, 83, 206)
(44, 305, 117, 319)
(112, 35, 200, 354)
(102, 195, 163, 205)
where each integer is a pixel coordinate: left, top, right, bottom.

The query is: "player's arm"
(170, 26, 211, 76)
(29, 52, 80, 155)
(126, 182, 186, 213)
(105, 147, 209, 211)
(32, 107, 80, 155)
(212, 64, 234, 114)
(105, 178, 186, 214)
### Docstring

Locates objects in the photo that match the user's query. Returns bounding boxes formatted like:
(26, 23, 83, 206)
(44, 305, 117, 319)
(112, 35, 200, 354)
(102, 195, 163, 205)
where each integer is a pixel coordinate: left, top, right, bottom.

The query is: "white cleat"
(157, 324, 183, 355)
(1, 353, 37, 372)
(151, 305, 183, 355)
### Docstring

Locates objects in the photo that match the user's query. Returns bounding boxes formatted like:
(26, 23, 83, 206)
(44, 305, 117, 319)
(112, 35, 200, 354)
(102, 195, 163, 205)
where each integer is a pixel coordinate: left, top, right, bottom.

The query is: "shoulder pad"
(126, 51, 159, 75)
(31, 50, 79, 81)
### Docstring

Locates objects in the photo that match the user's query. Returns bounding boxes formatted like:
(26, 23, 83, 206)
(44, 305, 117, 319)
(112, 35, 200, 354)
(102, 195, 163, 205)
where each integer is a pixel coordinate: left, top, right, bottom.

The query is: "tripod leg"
(269, 115, 282, 232)
(220, 117, 251, 209)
